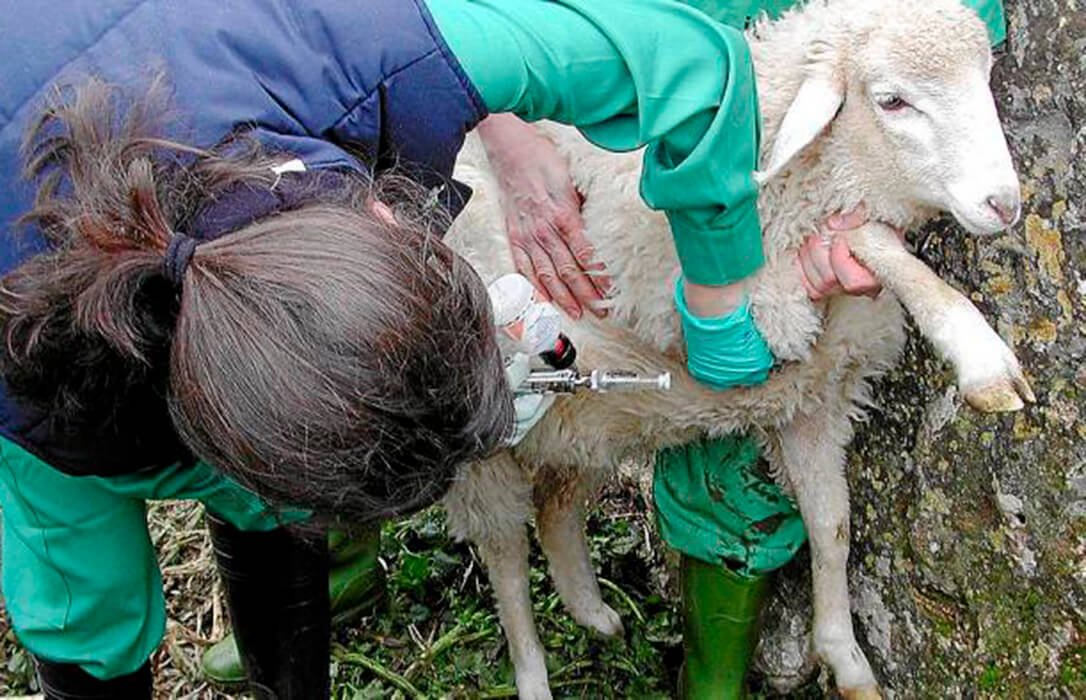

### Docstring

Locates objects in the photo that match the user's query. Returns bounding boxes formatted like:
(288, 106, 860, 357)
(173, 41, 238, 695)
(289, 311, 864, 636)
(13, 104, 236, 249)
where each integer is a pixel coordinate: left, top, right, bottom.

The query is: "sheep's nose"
(986, 190, 1021, 226)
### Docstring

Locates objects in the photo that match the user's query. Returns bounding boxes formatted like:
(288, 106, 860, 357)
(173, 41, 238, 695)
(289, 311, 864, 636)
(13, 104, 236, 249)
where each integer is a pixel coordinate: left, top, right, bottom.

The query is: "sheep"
(441, 0, 1033, 698)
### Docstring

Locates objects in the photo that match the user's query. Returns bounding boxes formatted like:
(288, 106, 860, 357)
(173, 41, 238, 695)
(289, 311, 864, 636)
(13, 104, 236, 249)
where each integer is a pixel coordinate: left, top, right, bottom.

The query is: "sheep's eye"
(877, 95, 910, 112)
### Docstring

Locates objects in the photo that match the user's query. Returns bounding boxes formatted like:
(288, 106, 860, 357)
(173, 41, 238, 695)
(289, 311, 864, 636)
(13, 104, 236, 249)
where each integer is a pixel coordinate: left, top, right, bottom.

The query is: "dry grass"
(0, 500, 237, 700)
(147, 500, 237, 700)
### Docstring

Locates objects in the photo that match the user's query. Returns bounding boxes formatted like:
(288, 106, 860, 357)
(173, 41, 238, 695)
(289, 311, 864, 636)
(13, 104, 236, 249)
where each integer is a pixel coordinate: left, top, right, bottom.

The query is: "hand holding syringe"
(488, 273, 671, 395)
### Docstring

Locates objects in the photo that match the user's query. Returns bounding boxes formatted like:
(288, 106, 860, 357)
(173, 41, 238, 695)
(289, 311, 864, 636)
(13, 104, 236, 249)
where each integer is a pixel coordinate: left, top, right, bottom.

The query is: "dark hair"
(0, 76, 513, 523)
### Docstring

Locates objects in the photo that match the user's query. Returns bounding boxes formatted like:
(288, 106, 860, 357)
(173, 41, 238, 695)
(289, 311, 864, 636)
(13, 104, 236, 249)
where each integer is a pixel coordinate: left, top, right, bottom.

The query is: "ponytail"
(5, 78, 184, 421)
(1, 77, 513, 523)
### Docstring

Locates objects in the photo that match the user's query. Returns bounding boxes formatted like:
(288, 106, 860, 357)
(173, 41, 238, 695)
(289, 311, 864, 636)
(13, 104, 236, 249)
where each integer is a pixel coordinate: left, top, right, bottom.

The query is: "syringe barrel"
(591, 370, 671, 392)
(522, 369, 672, 394)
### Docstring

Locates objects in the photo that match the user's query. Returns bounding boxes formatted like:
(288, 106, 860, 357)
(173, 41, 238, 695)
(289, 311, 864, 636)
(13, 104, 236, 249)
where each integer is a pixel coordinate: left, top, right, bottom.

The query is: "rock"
(754, 1, 1086, 695)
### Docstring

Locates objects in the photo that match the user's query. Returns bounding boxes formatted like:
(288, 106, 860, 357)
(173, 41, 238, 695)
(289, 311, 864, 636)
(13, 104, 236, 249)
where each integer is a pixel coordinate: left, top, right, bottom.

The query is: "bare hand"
(478, 114, 611, 319)
(797, 204, 888, 301)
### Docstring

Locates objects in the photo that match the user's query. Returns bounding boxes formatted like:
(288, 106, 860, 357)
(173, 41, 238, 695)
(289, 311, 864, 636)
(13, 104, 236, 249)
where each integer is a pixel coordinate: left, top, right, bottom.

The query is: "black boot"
(202, 523, 386, 685)
(206, 513, 331, 700)
(34, 657, 151, 700)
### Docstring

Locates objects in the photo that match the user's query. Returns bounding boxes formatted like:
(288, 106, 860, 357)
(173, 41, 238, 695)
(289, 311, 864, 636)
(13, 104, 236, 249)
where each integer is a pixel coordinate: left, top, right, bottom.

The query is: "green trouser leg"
(679, 556, 772, 700)
(655, 435, 807, 699)
(0, 436, 298, 682)
(201, 523, 385, 684)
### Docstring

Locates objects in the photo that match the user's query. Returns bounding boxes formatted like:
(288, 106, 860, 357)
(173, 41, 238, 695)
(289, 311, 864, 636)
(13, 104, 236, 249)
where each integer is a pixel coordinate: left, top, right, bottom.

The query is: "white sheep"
(442, 0, 1033, 698)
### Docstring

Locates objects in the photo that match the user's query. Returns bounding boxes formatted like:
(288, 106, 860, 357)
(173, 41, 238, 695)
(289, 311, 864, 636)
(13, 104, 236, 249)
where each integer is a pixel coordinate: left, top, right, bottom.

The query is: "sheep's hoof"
(837, 684, 883, 700)
(959, 327, 1036, 413)
(575, 603, 626, 639)
(963, 374, 1035, 413)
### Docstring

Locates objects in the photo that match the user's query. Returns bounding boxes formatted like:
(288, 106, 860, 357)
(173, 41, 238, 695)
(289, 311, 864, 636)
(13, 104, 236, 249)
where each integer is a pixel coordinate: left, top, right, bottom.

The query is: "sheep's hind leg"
(478, 527, 553, 700)
(443, 454, 551, 699)
(537, 478, 625, 639)
(779, 411, 881, 699)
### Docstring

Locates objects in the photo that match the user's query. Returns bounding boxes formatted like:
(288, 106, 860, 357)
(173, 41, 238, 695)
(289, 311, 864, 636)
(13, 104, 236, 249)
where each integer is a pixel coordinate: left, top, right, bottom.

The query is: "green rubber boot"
(678, 555, 773, 700)
(201, 523, 385, 685)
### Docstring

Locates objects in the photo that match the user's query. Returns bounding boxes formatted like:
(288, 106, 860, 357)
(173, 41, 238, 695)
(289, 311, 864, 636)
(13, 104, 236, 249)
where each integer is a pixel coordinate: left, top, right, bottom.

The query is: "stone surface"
(755, 1, 1086, 695)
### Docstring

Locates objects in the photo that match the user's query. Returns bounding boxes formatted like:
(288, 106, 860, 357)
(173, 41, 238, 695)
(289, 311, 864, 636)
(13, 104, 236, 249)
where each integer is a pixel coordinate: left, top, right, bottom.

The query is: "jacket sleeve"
(960, 0, 1006, 46)
(670, 0, 796, 28)
(428, 0, 764, 285)
(676, 0, 1006, 46)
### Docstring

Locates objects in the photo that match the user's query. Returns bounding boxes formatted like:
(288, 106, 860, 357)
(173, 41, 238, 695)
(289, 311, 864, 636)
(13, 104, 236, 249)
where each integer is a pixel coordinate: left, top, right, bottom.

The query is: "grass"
(328, 480, 684, 699)
(0, 473, 693, 699)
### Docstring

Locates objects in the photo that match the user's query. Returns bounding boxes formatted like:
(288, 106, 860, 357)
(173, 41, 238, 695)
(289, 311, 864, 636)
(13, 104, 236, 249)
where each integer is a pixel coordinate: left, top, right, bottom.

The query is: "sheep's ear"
(755, 69, 844, 185)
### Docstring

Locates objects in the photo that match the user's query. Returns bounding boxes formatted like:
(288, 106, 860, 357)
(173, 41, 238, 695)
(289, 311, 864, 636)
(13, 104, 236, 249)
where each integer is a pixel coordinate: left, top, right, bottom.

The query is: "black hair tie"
(163, 232, 199, 289)
(161, 165, 354, 289)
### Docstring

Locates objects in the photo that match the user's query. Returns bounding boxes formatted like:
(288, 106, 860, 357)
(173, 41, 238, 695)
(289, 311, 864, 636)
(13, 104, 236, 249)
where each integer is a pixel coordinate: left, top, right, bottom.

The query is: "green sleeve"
(672, 0, 794, 28)
(427, 0, 764, 285)
(961, 0, 1006, 46)
(677, 0, 1005, 46)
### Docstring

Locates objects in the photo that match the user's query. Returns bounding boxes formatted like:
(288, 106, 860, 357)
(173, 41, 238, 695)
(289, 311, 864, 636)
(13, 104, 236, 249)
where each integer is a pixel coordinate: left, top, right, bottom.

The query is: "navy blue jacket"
(0, 0, 488, 475)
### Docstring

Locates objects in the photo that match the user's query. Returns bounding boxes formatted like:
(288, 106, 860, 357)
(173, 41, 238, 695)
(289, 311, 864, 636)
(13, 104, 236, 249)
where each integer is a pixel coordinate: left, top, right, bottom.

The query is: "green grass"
(328, 492, 684, 699)
(0, 627, 38, 696)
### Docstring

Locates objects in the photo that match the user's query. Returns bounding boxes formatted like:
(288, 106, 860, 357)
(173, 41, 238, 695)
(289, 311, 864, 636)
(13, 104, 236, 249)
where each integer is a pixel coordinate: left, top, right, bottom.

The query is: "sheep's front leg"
(779, 412, 880, 699)
(477, 528, 553, 700)
(537, 481, 624, 638)
(843, 223, 1034, 412)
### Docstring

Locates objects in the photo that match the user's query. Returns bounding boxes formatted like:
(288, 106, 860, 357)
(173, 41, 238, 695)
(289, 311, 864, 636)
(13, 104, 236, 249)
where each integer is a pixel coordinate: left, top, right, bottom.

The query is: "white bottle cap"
(487, 273, 536, 327)
(486, 272, 562, 355)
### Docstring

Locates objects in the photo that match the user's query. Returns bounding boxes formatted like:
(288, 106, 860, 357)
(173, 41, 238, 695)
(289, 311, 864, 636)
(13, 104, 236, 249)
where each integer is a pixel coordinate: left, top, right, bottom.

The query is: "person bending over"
(0, 0, 877, 695)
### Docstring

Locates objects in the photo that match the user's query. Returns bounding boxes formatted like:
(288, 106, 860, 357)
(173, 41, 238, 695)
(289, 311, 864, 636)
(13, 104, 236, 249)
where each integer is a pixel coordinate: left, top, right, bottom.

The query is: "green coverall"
(656, 0, 1006, 587)
(0, 438, 305, 679)
(652, 0, 1005, 696)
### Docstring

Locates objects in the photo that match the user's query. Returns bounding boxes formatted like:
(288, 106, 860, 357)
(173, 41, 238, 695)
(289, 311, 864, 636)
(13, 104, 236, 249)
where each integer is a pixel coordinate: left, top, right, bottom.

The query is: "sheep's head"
(757, 0, 1020, 234)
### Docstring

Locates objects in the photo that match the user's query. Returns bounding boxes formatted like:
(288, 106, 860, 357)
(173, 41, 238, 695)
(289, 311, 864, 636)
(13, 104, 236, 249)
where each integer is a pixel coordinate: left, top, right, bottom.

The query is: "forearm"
(428, 0, 763, 286)
(475, 114, 533, 167)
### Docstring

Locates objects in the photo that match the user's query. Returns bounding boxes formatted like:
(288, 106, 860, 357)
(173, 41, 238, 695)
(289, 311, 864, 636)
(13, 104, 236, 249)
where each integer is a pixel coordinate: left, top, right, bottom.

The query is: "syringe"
(523, 368, 672, 394)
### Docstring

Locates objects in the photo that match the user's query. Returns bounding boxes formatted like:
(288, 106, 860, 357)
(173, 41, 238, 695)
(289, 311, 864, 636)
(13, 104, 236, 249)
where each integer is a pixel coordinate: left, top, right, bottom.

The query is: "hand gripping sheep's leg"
(842, 223, 1035, 412)
(779, 410, 881, 699)
(537, 483, 625, 639)
(477, 528, 553, 700)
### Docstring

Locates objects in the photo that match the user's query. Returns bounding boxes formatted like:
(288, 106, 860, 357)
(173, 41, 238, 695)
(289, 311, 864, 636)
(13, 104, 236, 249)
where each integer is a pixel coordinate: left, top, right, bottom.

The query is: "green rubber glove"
(674, 277, 774, 389)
